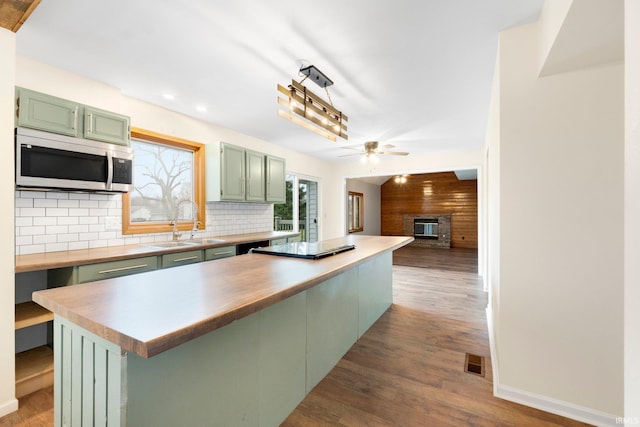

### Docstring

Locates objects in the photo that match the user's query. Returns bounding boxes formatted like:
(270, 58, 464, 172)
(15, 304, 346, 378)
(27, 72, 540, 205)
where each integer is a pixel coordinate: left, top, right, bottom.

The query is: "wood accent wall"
(381, 172, 478, 248)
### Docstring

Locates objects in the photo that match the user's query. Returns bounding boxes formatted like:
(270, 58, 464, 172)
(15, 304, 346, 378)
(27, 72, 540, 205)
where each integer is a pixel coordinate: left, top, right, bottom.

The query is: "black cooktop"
(250, 241, 356, 260)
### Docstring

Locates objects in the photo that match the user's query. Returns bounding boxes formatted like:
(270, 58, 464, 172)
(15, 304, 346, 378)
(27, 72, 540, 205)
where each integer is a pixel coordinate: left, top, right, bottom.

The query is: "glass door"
(274, 174, 319, 242)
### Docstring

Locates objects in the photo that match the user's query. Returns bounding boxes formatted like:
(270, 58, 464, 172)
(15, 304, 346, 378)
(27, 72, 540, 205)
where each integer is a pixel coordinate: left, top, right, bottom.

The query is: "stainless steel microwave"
(15, 127, 133, 193)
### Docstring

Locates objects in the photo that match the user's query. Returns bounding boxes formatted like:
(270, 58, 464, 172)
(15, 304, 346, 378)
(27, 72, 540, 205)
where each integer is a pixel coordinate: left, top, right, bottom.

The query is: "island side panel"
(54, 315, 125, 427)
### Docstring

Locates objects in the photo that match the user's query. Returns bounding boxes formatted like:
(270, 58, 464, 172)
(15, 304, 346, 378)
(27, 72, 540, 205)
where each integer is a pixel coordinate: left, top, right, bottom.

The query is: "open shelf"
(15, 301, 53, 330)
(15, 345, 54, 398)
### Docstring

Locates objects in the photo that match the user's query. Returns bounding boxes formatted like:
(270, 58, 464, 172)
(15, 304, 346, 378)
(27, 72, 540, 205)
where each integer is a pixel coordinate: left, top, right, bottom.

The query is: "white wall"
(625, 0, 640, 422)
(345, 179, 381, 235)
(0, 28, 18, 417)
(492, 20, 623, 422)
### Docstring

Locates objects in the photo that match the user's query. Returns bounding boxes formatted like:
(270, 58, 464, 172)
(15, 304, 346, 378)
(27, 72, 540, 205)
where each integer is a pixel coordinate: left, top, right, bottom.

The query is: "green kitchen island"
(33, 235, 412, 427)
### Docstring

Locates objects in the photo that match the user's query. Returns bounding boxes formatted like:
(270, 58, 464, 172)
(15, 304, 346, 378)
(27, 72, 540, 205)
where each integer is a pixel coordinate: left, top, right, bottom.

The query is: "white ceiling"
(15, 0, 543, 161)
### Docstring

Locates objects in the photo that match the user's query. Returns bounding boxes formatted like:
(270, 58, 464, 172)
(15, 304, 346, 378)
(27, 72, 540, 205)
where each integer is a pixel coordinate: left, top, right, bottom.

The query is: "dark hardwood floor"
(1, 247, 590, 426)
(392, 244, 479, 273)
(282, 247, 590, 426)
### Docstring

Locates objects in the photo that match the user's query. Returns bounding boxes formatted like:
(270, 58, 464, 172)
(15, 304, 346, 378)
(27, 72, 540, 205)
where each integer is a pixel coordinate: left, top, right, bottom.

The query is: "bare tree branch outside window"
(130, 139, 195, 223)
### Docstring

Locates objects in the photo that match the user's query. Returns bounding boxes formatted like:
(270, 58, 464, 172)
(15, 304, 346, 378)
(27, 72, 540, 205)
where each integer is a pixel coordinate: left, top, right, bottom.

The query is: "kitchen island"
(33, 235, 412, 426)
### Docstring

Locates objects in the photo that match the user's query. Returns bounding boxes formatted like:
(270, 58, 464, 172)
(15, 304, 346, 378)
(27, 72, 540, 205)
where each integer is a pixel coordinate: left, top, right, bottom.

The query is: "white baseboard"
(0, 398, 19, 418)
(485, 306, 619, 427)
(495, 384, 619, 427)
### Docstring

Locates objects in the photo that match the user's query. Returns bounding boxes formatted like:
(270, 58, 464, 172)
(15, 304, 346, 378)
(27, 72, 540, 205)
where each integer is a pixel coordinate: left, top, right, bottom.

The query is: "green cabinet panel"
(161, 250, 204, 268)
(245, 150, 266, 202)
(220, 143, 245, 201)
(204, 245, 236, 261)
(16, 87, 79, 137)
(270, 237, 287, 246)
(77, 256, 158, 284)
(287, 235, 301, 243)
(266, 155, 286, 203)
(84, 106, 130, 146)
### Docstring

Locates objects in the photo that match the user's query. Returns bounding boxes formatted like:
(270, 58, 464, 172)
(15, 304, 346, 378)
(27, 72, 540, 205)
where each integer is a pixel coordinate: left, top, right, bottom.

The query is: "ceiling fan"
(340, 141, 409, 160)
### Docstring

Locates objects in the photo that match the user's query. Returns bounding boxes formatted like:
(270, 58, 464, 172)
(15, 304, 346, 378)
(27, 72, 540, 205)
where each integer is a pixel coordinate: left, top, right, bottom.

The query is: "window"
(348, 191, 364, 233)
(122, 128, 205, 235)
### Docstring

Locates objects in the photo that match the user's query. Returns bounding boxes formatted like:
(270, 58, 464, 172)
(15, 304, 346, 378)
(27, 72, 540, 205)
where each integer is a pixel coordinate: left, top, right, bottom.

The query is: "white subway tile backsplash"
(34, 199, 58, 208)
(58, 199, 80, 208)
(68, 241, 89, 251)
(15, 198, 33, 208)
(33, 217, 57, 226)
(16, 193, 275, 254)
(46, 208, 69, 217)
(20, 207, 46, 217)
(20, 226, 46, 236)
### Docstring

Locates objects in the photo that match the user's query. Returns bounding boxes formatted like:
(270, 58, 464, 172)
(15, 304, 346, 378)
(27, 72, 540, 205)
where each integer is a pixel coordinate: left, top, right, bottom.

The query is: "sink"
(148, 241, 200, 248)
(183, 238, 226, 244)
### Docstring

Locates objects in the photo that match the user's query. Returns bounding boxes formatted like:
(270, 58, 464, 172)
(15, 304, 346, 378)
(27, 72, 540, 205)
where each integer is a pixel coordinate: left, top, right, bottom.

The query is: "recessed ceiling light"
(196, 105, 207, 113)
(162, 93, 175, 100)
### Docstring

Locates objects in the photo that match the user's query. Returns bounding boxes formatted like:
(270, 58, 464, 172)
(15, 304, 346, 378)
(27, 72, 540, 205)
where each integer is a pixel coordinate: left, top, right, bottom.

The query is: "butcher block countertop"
(15, 231, 298, 273)
(33, 235, 412, 359)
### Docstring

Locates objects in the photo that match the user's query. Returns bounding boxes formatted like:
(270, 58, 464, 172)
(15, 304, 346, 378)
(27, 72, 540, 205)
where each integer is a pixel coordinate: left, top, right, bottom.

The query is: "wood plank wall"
(381, 172, 478, 248)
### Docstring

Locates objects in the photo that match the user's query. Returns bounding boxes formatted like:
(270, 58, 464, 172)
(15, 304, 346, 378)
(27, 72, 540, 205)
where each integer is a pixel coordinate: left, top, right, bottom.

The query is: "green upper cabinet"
(246, 150, 266, 202)
(207, 142, 284, 203)
(266, 155, 286, 203)
(83, 106, 130, 146)
(16, 87, 80, 137)
(15, 87, 130, 146)
(220, 143, 246, 201)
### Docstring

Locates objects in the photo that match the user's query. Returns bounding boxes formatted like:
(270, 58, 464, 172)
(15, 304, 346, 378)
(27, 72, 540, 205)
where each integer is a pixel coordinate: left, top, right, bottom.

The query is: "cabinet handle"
(88, 113, 93, 133)
(98, 264, 148, 274)
(211, 251, 233, 256)
(71, 109, 77, 130)
(172, 256, 199, 263)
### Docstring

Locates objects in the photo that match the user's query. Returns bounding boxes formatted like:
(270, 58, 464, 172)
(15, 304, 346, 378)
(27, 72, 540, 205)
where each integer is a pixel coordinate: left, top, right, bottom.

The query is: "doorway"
(274, 174, 319, 243)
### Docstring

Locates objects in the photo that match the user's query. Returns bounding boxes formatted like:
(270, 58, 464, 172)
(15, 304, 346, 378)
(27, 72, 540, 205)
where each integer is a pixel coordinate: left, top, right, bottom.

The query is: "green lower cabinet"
(77, 256, 158, 284)
(270, 238, 287, 246)
(161, 250, 204, 268)
(287, 235, 301, 243)
(204, 245, 237, 261)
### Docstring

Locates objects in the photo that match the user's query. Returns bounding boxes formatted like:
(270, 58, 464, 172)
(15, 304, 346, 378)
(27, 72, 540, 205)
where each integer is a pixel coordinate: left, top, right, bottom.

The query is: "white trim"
(495, 383, 619, 427)
(0, 398, 19, 418)
(485, 305, 500, 395)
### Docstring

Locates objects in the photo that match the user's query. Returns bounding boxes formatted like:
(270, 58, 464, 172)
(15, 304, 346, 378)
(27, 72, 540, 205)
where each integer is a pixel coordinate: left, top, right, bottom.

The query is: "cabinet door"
(266, 156, 286, 203)
(270, 238, 287, 245)
(84, 106, 130, 146)
(246, 150, 266, 202)
(161, 250, 204, 268)
(204, 245, 237, 261)
(16, 88, 79, 137)
(221, 143, 246, 201)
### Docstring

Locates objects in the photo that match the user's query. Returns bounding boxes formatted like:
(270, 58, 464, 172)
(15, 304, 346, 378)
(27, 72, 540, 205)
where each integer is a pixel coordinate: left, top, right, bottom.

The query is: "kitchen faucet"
(171, 199, 200, 241)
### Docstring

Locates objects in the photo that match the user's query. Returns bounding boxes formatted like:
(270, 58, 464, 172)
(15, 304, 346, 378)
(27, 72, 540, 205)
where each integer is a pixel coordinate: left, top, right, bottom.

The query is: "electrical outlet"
(104, 216, 120, 231)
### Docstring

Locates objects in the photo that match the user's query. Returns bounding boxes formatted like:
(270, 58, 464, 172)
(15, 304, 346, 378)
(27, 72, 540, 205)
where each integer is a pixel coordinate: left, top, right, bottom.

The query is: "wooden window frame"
(122, 128, 206, 235)
(347, 191, 364, 233)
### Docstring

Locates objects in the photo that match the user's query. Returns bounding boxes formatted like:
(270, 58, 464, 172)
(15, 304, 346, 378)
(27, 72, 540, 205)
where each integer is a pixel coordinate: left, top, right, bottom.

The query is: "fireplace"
(414, 219, 439, 239)
(403, 214, 451, 248)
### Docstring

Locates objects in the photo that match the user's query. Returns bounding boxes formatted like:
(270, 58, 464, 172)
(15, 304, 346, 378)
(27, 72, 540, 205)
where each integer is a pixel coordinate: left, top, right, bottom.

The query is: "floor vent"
(464, 353, 485, 377)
